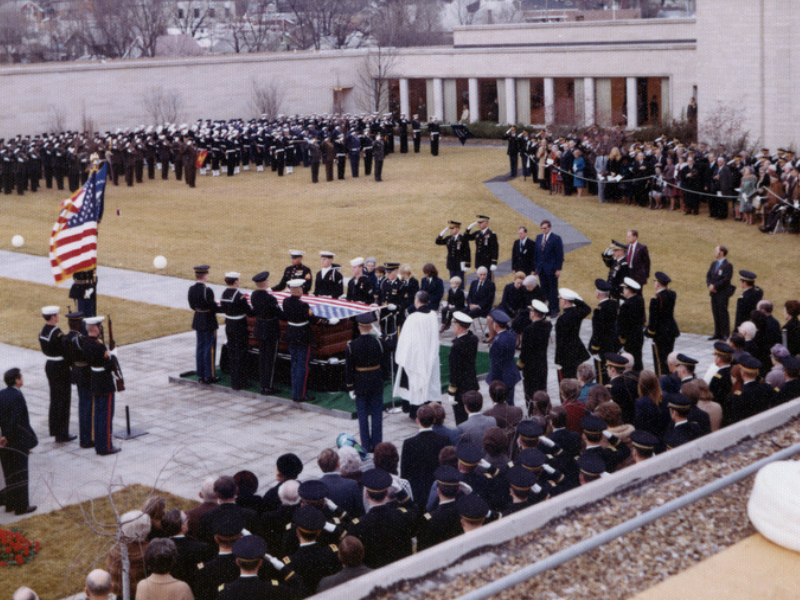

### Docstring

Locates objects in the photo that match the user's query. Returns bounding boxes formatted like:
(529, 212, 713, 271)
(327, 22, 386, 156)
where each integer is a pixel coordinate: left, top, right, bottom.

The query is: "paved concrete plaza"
(0, 251, 717, 526)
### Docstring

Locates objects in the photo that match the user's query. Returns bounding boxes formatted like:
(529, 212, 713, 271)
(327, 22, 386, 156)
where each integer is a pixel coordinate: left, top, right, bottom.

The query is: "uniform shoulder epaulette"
(423, 512, 432, 520)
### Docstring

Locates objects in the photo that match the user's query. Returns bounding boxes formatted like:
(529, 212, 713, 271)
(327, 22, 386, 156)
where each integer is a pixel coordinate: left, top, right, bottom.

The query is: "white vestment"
(393, 309, 441, 406)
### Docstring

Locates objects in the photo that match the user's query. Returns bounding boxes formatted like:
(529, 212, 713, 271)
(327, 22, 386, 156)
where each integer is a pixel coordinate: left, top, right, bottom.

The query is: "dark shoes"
(15, 505, 37, 515)
(260, 388, 278, 396)
(199, 376, 221, 384)
(98, 447, 121, 455)
(55, 434, 77, 442)
(80, 442, 94, 449)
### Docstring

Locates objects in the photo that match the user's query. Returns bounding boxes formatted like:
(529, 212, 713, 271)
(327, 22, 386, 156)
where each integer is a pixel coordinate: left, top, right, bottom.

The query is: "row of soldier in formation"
(0, 112, 445, 195)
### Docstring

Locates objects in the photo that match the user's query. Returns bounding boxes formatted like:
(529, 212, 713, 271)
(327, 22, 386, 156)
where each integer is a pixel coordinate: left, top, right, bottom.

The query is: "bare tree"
(0, 3, 29, 63)
(173, 0, 215, 37)
(250, 77, 286, 119)
(47, 104, 68, 134)
(129, 0, 172, 58)
(699, 100, 751, 154)
(283, 0, 366, 50)
(357, 46, 397, 114)
(369, 0, 441, 47)
(77, 0, 137, 59)
(142, 85, 184, 125)
(228, 1, 283, 54)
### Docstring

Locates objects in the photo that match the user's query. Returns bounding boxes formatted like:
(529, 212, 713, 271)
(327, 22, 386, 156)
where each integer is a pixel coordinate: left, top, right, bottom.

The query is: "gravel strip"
(371, 417, 800, 600)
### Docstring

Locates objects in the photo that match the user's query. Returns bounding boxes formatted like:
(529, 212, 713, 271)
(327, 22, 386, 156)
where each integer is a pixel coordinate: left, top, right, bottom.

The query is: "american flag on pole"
(49, 163, 108, 284)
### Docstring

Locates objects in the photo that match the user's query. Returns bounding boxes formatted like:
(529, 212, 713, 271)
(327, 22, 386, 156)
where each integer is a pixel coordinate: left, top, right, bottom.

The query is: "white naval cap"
(84, 316, 104, 325)
(288, 279, 306, 288)
(452, 311, 473, 326)
(319, 251, 335, 258)
(289, 249, 305, 257)
(225, 272, 241, 279)
(350, 257, 365, 267)
(622, 277, 641, 290)
(559, 288, 582, 302)
(530, 299, 550, 314)
(42, 305, 60, 316)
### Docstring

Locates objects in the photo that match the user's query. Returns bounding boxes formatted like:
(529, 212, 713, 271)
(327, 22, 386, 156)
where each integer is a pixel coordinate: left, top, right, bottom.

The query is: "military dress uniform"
(314, 267, 344, 298)
(411, 117, 422, 153)
(645, 273, 680, 377)
(220, 279, 253, 391)
(64, 312, 93, 447)
(39, 310, 74, 441)
(69, 269, 97, 318)
(554, 291, 591, 380)
(435, 224, 471, 280)
(466, 222, 499, 278)
(734, 282, 763, 328)
(346, 274, 374, 304)
(617, 289, 646, 372)
(429, 119, 440, 156)
(188, 269, 219, 384)
(283, 286, 327, 402)
(84, 319, 119, 455)
(346, 314, 387, 452)
(448, 323, 479, 425)
(589, 291, 620, 383)
(251, 273, 283, 395)
(519, 313, 552, 402)
(273, 263, 313, 294)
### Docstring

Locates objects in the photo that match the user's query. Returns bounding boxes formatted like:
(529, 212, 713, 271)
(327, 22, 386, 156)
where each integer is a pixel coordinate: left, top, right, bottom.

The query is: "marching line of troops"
(0, 112, 445, 195)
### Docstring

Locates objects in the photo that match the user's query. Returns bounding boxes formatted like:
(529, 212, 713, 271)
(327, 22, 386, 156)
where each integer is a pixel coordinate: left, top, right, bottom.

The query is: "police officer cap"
(738, 354, 762, 371)
(630, 430, 659, 450)
(676, 353, 698, 366)
(489, 309, 511, 325)
(361, 468, 393, 493)
(457, 493, 490, 522)
(781, 355, 800, 371)
(530, 299, 549, 315)
(659, 375, 681, 394)
(66, 310, 84, 320)
(435, 465, 463, 486)
(453, 311, 473, 326)
(350, 257, 365, 267)
(42, 305, 59, 316)
(212, 509, 244, 536)
(580, 414, 607, 433)
(611, 239, 629, 250)
(622, 277, 641, 290)
(84, 316, 104, 325)
(507, 464, 537, 490)
(225, 272, 240, 279)
(604, 352, 627, 368)
(518, 447, 547, 470)
(654, 271, 671, 284)
(276, 453, 303, 479)
(232, 534, 268, 559)
(516, 420, 544, 440)
(252, 271, 270, 282)
(293, 505, 326, 533)
(356, 312, 377, 325)
(595, 279, 612, 292)
(713, 341, 734, 356)
(288, 279, 306, 288)
(738, 270, 757, 282)
(559, 288, 582, 302)
(456, 443, 483, 466)
(667, 394, 692, 409)
(193, 265, 210, 274)
(298, 480, 328, 502)
(577, 453, 606, 477)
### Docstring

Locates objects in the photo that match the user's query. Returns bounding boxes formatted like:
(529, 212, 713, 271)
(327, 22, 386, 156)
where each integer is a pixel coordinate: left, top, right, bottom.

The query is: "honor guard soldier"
(411, 115, 422, 153)
(83, 316, 120, 455)
(347, 468, 415, 569)
(189, 265, 220, 384)
(217, 535, 285, 600)
(346, 313, 387, 452)
(428, 117, 441, 156)
(39, 306, 75, 442)
(577, 452, 606, 485)
(379, 263, 403, 335)
(69, 268, 97, 317)
(283, 279, 339, 403)
(710, 341, 734, 422)
(517, 446, 567, 498)
(734, 270, 763, 329)
(64, 310, 94, 448)
(605, 352, 639, 425)
(397, 113, 409, 153)
(314, 251, 344, 298)
(645, 271, 680, 377)
(589, 279, 620, 384)
(729, 355, 775, 424)
(448, 312, 479, 425)
(279, 481, 348, 557)
(663, 394, 701, 449)
(273, 250, 313, 294)
(465, 216, 499, 279)
(346, 257, 374, 304)
(220, 272, 253, 391)
(251, 272, 283, 396)
(435, 220, 471, 281)
(617, 277, 646, 372)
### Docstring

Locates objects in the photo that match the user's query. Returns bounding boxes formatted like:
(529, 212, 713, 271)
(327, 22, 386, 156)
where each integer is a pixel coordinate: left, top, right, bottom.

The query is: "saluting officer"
(435, 220, 471, 281)
(188, 265, 220, 384)
(273, 250, 313, 294)
(314, 251, 344, 298)
(220, 272, 253, 391)
(39, 306, 75, 443)
(465, 215, 499, 280)
(251, 272, 283, 396)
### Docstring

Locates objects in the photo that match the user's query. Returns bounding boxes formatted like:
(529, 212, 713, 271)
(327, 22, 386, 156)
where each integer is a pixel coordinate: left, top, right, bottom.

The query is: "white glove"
(602, 430, 614, 440)
(108, 348, 118, 357)
(440, 226, 449, 237)
(543, 464, 556, 475)
(323, 522, 336, 533)
(387, 303, 397, 311)
(338, 294, 347, 300)
(539, 436, 555, 448)
(478, 458, 491, 469)
(84, 288, 93, 299)
(264, 553, 283, 570)
(591, 354, 601, 362)
(467, 221, 477, 230)
(328, 317, 340, 325)
(325, 498, 338, 511)
(349, 391, 356, 400)
(460, 262, 468, 271)
(490, 265, 497, 272)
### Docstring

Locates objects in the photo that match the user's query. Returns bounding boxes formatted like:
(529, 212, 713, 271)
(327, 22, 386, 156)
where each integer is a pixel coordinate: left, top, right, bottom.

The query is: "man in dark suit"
(706, 245, 734, 340)
(555, 288, 591, 380)
(734, 270, 763, 329)
(511, 226, 536, 274)
(645, 272, 680, 378)
(447, 312, 479, 425)
(400, 404, 451, 509)
(0, 368, 38, 515)
(198, 476, 260, 545)
(533, 220, 564, 316)
(435, 220, 471, 281)
(317, 448, 364, 518)
(625, 229, 650, 286)
(465, 266, 495, 318)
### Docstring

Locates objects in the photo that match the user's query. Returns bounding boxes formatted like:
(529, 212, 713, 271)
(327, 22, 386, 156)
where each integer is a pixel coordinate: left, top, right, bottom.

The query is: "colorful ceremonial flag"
(49, 163, 108, 285)
(196, 150, 208, 168)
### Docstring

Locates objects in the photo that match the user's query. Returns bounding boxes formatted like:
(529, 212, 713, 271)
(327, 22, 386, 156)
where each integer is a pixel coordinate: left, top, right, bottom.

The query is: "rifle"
(107, 315, 126, 392)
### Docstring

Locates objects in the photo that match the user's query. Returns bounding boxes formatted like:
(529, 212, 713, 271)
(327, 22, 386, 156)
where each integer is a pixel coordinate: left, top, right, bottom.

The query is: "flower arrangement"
(0, 528, 40, 567)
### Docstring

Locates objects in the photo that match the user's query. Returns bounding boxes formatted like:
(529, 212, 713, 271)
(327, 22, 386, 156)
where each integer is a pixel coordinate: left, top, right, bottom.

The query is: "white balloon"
(11, 235, 24, 248)
(153, 255, 167, 269)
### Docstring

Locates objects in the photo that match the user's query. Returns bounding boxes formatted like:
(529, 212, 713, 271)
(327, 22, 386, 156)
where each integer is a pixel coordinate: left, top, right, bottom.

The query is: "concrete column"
(399, 78, 410, 118)
(505, 77, 516, 125)
(595, 78, 612, 127)
(626, 77, 638, 129)
(516, 78, 531, 125)
(584, 77, 595, 127)
(432, 77, 444, 121)
(496, 79, 506, 124)
(660, 77, 670, 123)
(443, 79, 458, 123)
(574, 78, 585, 126)
(544, 77, 555, 125)
(468, 78, 479, 123)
